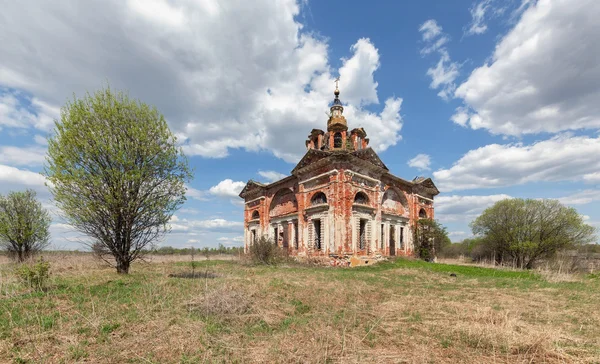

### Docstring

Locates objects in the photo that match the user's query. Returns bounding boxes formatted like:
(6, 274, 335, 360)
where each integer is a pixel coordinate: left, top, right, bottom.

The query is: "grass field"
(1, 254, 599, 363)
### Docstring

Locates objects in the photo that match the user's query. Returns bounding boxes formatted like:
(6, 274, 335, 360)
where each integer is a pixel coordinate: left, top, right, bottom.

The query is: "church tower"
(327, 80, 348, 150)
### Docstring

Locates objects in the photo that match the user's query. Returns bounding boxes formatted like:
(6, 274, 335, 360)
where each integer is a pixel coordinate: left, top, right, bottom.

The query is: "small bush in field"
(248, 236, 282, 265)
(15, 257, 50, 290)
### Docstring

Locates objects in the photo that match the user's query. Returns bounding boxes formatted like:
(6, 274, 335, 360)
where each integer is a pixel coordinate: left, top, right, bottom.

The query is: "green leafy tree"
(44, 87, 192, 274)
(0, 190, 51, 262)
(471, 199, 596, 269)
(413, 218, 450, 262)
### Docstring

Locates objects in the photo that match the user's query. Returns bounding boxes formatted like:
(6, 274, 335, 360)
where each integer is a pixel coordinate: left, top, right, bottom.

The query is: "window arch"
(419, 208, 427, 218)
(310, 192, 327, 205)
(269, 188, 298, 217)
(334, 132, 342, 148)
(382, 188, 409, 212)
(354, 191, 369, 204)
(251, 210, 260, 220)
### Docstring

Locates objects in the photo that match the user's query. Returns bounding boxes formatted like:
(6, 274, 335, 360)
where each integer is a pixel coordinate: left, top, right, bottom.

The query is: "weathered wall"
(243, 165, 431, 258)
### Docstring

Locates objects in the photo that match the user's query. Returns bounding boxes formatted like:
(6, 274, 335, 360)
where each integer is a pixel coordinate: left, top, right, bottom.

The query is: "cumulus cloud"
(0, 145, 47, 166)
(407, 154, 431, 171)
(209, 179, 246, 198)
(454, 0, 600, 135)
(418, 20, 459, 101)
(433, 135, 600, 192)
(556, 190, 600, 206)
(0, 1, 402, 163)
(583, 173, 600, 184)
(0, 91, 59, 131)
(186, 186, 208, 201)
(435, 194, 512, 222)
(0, 164, 49, 196)
(258, 170, 288, 183)
(217, 235, 244, 246)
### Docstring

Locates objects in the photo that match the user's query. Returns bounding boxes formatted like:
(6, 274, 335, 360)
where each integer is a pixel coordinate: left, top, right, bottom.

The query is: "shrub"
(248, 236, 282, 265)
(15, 257, 50, 290)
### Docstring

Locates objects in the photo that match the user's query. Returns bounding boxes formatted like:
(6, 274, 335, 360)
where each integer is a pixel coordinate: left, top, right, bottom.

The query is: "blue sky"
(1, 0, 599, 249)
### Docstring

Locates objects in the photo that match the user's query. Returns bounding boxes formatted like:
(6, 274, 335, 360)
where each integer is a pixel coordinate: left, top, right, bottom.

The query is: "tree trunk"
(116, 258, 130, 274)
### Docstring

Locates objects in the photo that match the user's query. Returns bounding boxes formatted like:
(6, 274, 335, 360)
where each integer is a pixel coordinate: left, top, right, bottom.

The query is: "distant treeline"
(441, 239, 600, 260)
(152, 244, 243, 256)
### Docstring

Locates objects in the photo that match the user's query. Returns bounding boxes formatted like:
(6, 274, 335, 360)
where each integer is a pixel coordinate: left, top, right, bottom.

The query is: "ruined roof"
(351, 148, 388, 170)
(413, 177, 440, 196)
(238, 180, 266, 198)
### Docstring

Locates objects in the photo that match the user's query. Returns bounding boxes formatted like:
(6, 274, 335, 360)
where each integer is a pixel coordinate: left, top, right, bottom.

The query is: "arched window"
(419, 208, 427, 218)
(334, 132, 342, 148)
(311, 192, 327, 205)
(251, 210, 260, 220)
(354, 192, 369, 204)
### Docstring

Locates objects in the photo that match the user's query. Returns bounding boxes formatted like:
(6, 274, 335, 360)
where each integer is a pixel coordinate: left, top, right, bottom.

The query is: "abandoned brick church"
(239, 85, 439, 258)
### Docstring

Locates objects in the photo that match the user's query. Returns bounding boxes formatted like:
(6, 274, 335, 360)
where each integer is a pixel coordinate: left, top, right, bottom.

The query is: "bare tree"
(0, 190, 51, 262)
(44, 87, 192, 274)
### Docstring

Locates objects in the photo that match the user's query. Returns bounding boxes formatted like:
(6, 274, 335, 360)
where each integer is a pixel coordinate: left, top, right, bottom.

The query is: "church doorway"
(389, 225, 396, 256)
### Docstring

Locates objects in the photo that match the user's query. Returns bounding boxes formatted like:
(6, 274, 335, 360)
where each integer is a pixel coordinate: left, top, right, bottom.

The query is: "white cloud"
(34, 135, 48, 145)
(466, 0, 491, 36)
(0, 164, 49, 196)
(338, 38, 380, 107)
(419, 20, 443, 42)
(209, 179, 246, 198)
(434, 135, 600, 192)
(189, 218, 243, 233)
(436, 194, 512, 222)
(186, 185, 208, 201)
(0, 91, 59, 131)
(169, 218, 243, 234)
(454, 0, 600, 135)
(217, 235, 244, 246)
(0, 2, 402, 163)
(0, 145, 47, 166)
(448, 231, 468, 238)
(407, 154, 431, 171)
(583, 172, 600, 184)
(258, 170, 287, 183)
(556, 190, 600, 206)
(419, 20, 459, 101)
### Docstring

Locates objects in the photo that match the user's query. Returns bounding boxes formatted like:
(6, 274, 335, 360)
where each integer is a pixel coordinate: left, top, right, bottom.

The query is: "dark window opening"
(274, 226, 279, 246)
(354, 192, 369, 204)
(251, 230, 256, 244)
(359, 219, 367, 250)
(313, 219, 322, 250)
(381, 224, 385, 249)
(311, 192, 327, 205)
(400, 227, 404, 250)
(419, 208, 427, 218)
(251, 210, 259, 220)
(294, 222, 299, 249)
(334, 132, 342, 148)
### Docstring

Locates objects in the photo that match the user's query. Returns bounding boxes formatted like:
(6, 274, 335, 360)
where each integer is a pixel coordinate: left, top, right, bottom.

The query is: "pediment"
(413, 177, 440, 196)
(238, 180, 266, 199)
(291, 149, 331, 175)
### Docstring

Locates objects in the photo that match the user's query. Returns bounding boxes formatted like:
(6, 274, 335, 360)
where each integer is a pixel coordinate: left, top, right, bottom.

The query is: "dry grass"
(1, 254, 599, 363)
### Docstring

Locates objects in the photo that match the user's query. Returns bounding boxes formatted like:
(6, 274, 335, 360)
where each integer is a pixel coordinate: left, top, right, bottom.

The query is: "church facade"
(239, 86, 439, 258)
